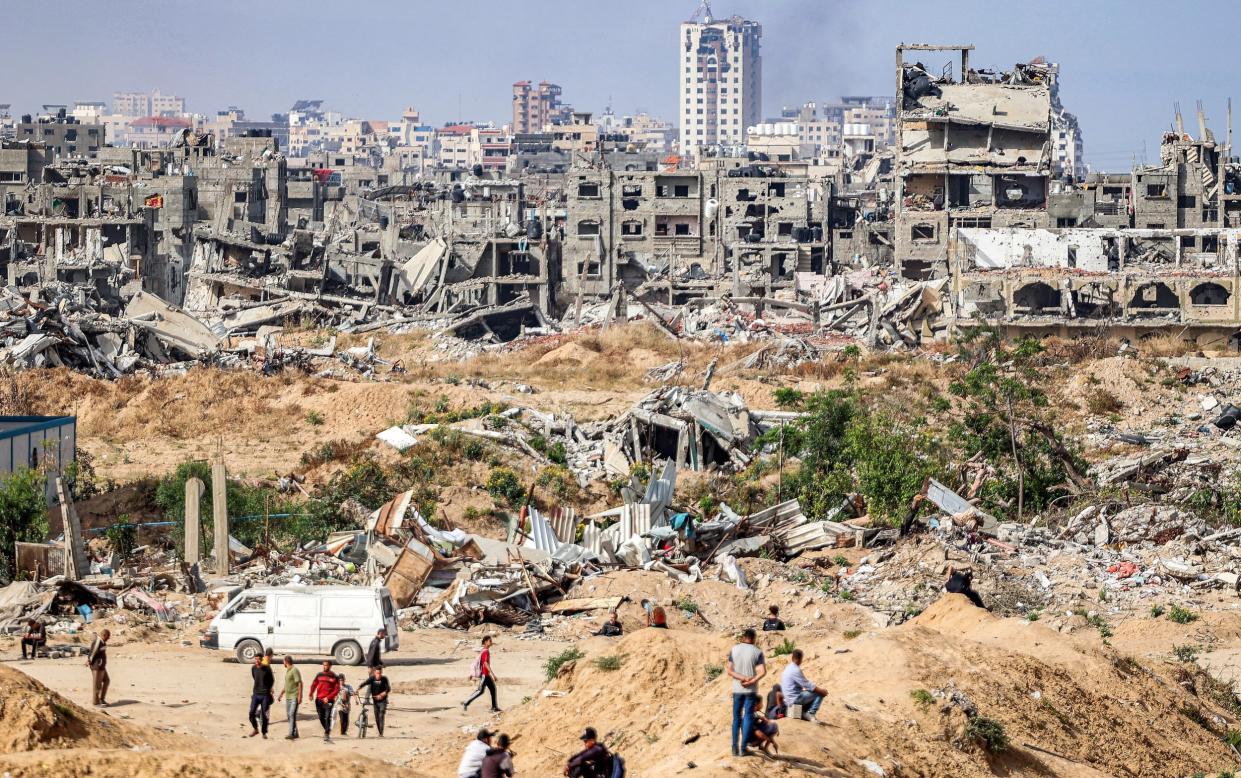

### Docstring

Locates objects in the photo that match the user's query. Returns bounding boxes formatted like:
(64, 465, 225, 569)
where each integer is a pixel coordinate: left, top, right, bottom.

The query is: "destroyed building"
(895, 45, 1054, 281)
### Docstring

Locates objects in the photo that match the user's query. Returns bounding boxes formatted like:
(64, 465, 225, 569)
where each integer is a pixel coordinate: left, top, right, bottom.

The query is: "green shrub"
(1168, 605, 1200, 624)
(910, 688, 934, 709)
(305, 410, 325, 426)
(675, 595, 700, 615)
(771, 639, 796, 657)
(544, 647, 585, 681)
(842, 629, 862, 640)
(1173, 644, 1200, 663)
(704, 663, 724, 682)
(1150, 604, 1166, 618)
(103, 517, 137, 558)
(593, 655, 623, 671)
(965, 715, 1009, 753)
(486, 467, 526, 508)
(0, 468, 48, 581)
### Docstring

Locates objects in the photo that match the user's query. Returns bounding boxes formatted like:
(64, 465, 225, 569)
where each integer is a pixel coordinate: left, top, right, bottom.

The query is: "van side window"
(238, 596, 266, 613)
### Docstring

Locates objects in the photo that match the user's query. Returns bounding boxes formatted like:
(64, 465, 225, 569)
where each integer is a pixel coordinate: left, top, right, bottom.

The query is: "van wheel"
(334, 640, 363, 666)
(235, 639, 262, 664)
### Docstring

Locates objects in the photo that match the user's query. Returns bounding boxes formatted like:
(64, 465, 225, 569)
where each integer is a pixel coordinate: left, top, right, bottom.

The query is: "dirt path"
(1, 629, 565, 766)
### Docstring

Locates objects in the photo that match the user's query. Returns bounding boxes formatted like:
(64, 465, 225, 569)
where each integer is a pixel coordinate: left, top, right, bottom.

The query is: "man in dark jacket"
(366, 629, 386, 668)
(481, 733, 515, 778)
(564, 727, 612, 777)
(357, 665, 391, 737)
(945, 565, 986, 609)
(594, 611, 623, 637)
(248, 653, 275, 738)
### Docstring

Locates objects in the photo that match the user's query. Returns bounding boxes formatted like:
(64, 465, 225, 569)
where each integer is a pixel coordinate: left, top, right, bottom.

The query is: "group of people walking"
(245, 628, 391, 741)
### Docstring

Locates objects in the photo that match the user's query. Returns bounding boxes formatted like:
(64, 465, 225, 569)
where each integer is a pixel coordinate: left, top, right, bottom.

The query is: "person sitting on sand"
(762, 605, 786, 631)
(944, 565, 986, 609)
(766, 683, 786, 719)
(594, 611, 623, 637)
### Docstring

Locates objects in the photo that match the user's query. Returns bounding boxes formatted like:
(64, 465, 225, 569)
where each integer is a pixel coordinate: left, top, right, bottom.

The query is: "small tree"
(0, 468, 49, 581)
(948, 328, 1089, 518)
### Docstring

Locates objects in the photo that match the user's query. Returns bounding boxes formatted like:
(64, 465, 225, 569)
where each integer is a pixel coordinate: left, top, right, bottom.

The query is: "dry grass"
(1137, 332, 1202, 359)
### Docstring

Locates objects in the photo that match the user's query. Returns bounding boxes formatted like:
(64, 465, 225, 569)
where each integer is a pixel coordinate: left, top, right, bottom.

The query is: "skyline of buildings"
(0, 4, 1093, 180)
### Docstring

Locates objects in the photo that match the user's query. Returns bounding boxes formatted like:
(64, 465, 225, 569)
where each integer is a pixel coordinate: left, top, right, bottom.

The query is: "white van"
(200, 585, 399, 665)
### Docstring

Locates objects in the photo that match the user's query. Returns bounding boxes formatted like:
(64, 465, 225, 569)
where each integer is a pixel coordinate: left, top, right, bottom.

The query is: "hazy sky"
(5, 0, 1234, 170)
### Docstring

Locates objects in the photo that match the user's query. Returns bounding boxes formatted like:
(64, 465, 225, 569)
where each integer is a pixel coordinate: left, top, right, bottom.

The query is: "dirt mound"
(0, 750, 422, 777)
(416, 602, 1240, 777)
(532, 341, 601, 368)
(0, 665, 172, 753)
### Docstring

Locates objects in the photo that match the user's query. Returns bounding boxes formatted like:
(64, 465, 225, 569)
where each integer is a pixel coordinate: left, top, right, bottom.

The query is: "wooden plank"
(546, 596, 624, 614)
(383, 539, 435, 608)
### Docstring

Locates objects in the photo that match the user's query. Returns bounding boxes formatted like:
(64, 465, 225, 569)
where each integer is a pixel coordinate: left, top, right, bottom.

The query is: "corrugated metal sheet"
(548, 507, 578, 545)
(524, 507, 562, 554)
(782, 521, 854, 554)
(643, 460, 677, 518)
(581, 521, 603, 556)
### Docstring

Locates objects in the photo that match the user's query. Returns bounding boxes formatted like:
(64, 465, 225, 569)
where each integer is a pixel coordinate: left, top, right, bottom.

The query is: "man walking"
(366, 628, 386, 668)
(726, 628, 766, 757)
(248, 653, 274, 738)
(780, 649, 827, 722)
(86, 629, 110, 707)
(462, 635, 500, 713)
(276, 655, 302, 740)
(308, 660, 341, 742)
(357, 665, 391, 737)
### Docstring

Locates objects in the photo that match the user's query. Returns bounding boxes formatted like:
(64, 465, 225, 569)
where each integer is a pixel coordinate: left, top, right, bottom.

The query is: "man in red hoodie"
(308, 660, 341, 742)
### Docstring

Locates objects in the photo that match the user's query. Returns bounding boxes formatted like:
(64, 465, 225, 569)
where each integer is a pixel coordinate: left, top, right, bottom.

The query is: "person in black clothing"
(481, 733, 515, 778)
(248, 653, 275, 738)
(765, 684, 786, 719)
(366, 628, 386, 668)
(357, 665, 391, 737)
(21, 619, 45, 660)
(594, 611, 623, 637)
(761, 605, 786, 631)
(564, 727, 612, 778)
(945, 566, 986, 609)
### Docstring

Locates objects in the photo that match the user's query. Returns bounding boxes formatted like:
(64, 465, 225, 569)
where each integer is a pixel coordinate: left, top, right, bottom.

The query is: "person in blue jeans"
(726, 628, 766, 757)
(780, 648, 827, 722)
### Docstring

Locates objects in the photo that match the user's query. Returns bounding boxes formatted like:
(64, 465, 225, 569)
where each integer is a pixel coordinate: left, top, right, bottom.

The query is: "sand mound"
(908, 591, 1001, 633)
(0, 665, 171, 753)
(532, 341, 601, 367)
(415, 602, 1240, 777)
(0, 750, 421, 778)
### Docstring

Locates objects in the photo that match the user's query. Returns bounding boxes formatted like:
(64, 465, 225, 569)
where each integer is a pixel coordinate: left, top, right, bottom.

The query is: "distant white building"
(1046, 62, 1086, 181)
(112, 89, 186, 118)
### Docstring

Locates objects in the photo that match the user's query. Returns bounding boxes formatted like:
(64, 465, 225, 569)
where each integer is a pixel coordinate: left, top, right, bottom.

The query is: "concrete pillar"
(56, 477, 88, 581)
(184, 476, 205, 565)
(211, 457, 229, 576)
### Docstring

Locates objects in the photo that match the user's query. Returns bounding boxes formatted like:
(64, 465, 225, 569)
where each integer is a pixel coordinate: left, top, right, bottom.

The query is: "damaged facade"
(7, 43, 1241, 378)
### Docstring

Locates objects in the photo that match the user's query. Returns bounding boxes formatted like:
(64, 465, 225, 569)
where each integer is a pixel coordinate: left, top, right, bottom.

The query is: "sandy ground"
(0, 629, 566, 767)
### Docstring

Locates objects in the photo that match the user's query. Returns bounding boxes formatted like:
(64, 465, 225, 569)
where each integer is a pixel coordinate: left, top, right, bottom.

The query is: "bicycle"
(355, 690, 373, 738)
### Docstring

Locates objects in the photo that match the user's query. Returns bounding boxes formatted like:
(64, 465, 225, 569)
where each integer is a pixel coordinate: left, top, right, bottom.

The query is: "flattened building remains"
(3, 43, 1241, 378)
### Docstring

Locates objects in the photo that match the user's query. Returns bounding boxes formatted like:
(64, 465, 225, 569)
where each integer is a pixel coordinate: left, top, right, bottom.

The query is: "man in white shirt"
(780, 649, 827, 722)
(457, 728, 494, 778)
